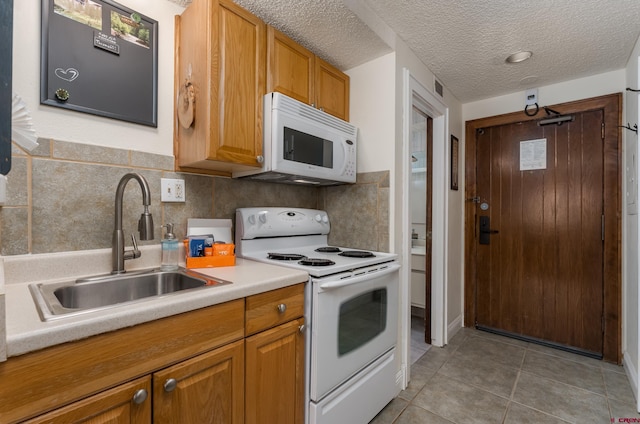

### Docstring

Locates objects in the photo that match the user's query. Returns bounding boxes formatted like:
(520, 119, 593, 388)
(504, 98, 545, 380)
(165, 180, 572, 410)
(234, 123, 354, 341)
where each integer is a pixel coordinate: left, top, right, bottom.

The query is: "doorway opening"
(401, 69, 449, 387)
(463, 93, 622, 363)
(409, 107, 433, 363)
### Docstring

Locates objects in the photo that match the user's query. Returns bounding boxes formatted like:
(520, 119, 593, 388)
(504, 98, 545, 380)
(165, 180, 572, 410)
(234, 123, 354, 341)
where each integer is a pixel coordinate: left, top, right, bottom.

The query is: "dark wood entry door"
(475, 110, 604, 356)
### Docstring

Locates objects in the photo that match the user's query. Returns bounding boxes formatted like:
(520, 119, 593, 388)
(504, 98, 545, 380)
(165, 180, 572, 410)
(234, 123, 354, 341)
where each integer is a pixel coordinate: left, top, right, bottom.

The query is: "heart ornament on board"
(54, 67, 79, 82)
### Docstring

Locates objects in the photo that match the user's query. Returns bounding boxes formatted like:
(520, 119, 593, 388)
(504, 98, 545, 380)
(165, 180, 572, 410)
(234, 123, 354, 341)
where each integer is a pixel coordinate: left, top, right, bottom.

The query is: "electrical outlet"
(161, 178, 186, 202)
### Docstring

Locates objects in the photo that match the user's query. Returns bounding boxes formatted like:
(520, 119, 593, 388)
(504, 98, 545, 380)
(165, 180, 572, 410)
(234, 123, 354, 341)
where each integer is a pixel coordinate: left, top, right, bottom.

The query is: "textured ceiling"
(168, 0, 640, 103)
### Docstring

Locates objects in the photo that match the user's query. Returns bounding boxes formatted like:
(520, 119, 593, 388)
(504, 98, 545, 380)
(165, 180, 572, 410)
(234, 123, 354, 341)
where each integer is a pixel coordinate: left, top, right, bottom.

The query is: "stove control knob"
(248, 214, 256, 225)
(314, 214, 322, 222)
(258, 212, 268, 224)
(322, 215, 329, 224)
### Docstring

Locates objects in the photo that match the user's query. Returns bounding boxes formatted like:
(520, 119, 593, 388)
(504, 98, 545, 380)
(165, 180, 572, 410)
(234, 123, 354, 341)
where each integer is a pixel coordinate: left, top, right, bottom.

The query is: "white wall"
(13, 0, 184, 156)
(346, 35, 465, 391)
(463, 70, 625, 122)
(624, 34, 640, 407)
(393, 40, 465, 337)
(347, 53, 397, 175)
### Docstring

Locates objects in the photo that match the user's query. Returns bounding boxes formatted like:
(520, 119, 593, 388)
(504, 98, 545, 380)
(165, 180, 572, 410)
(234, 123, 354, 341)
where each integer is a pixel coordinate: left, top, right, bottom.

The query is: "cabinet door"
(24, 376, 151, 424)
(153, 340, 244, 424)
(214, 0, 266, 167)
(267, 26, 314, 106)
(314, 57, 350, 121)
(245, 318, 305, 424)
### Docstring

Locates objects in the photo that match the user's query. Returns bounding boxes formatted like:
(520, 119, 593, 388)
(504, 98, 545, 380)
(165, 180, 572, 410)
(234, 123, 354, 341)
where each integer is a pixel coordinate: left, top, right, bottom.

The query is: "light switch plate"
(161, 178, 186, 202)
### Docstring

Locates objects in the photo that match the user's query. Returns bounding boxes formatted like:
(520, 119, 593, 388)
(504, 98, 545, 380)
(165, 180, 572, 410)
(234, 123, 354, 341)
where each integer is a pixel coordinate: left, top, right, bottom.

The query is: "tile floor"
(371, 326, 640, 424)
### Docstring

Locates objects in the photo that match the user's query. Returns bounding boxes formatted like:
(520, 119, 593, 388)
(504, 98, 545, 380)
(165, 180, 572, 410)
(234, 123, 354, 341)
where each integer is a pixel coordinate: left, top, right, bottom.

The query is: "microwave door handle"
(339, 139, 348, 174)
(318, 263, 400, 290)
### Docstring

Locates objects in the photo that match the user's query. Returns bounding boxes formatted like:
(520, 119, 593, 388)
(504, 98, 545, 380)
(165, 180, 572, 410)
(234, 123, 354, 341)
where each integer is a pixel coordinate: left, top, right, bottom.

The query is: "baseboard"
(447, 314, 462, 343)
(410, 305, 425, 318)
(396, 365, 406, 392)
(623, 353, 639, 411)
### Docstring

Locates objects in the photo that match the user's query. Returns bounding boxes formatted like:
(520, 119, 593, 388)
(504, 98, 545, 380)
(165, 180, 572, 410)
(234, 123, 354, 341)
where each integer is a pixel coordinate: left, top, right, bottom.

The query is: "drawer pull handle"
(164, 378, 177, 393)
(298, 324, 306, 334)
(132, 389, 148, 405)
(277, 303, 287, 313)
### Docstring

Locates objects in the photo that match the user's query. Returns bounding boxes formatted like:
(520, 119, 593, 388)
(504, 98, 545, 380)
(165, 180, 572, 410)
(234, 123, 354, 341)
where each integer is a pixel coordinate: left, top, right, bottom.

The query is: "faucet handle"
(130, 233, 139, 251)
(124, 234, 142, 260)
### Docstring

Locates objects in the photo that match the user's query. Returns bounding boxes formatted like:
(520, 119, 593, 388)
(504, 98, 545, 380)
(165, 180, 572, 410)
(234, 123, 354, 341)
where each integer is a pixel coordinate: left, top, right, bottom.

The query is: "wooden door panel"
(476, 110, 604, 355)
(245, 318, 305, 424)
(24, 377, 151, 424)
(153, 340, 244, 424)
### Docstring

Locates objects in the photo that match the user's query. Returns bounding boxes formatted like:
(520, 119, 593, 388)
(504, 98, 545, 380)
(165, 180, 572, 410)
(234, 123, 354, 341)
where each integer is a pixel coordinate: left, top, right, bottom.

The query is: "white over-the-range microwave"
(232, 92, 358, 186)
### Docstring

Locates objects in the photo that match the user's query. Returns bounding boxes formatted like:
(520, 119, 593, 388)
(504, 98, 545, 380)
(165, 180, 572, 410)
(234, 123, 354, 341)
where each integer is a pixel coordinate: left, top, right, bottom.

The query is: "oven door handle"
(318, 263, 400, 290)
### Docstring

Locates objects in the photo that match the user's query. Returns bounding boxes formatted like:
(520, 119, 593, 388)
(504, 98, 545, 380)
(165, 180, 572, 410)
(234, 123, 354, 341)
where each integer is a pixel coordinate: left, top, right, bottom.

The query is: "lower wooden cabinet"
(23, 376, 152, 424)
(245, 317, 305, 424)
(154, 340, 244, 424)
(9, 284, 306, 424)
(24, 341, 246, 424)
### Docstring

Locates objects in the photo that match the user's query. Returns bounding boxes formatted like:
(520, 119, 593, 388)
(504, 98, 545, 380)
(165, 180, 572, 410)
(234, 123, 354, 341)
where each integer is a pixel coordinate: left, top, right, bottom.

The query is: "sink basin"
(30, 268, 230, 321)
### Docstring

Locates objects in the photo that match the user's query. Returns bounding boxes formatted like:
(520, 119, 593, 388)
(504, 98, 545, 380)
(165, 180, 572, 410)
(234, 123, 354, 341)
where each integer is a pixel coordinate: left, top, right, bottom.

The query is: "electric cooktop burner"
(339, 250, 375, 258)
(315, 246, 342, 253)
(268, 253, 306, 261)
(298, 258, 336, 267)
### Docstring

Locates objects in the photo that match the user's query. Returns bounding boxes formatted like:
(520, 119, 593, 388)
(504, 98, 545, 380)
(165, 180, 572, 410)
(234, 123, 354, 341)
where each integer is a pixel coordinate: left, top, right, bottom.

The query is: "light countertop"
(2, 247, 308, 358)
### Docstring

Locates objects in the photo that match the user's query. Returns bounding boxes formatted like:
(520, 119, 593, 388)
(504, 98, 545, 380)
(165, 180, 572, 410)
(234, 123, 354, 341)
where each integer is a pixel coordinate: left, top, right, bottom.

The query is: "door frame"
(463, 93, 622, 363)
(401, 69, 449, 387)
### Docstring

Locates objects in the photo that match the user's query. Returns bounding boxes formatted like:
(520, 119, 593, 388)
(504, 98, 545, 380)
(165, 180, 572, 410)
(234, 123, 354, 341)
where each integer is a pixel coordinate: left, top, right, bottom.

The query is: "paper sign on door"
(520, 138, 547, 171)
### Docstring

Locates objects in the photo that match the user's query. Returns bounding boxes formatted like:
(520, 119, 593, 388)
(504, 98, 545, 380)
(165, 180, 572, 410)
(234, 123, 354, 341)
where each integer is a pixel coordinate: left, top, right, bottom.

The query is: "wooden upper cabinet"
(315, 57, 350, 121)
(266, 27, 350, 121)
(174, 0, 266, 175)
(267, 26, 314, 106)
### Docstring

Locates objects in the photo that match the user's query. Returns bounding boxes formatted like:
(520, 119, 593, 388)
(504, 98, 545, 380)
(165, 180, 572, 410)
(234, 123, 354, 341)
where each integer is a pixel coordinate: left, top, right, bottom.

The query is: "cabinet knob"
(298, 324, 306, 334)
(277, 303, 287, 313)
(256, 155, 264, 164)
(164, 378, 178, 392)
(132, 389, 148, 405)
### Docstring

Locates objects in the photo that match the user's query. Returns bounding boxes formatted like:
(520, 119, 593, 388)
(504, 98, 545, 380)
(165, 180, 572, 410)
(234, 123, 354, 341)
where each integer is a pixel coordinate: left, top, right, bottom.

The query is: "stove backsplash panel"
(319, 171, 390, 252)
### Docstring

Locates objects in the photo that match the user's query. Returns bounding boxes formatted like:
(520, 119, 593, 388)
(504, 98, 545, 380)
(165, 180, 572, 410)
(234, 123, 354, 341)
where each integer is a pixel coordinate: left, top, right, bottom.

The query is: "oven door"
(310, 262, 400, 401)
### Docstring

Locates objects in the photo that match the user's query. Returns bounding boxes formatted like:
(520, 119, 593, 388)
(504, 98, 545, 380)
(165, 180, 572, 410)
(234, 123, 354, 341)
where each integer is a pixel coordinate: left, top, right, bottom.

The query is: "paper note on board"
(520, 138, 547, 171)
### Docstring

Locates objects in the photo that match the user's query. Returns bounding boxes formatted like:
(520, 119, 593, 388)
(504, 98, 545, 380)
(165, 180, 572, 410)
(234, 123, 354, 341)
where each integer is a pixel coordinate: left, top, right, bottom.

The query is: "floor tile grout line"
(507, 400, 575, 423)
(384, 327, 631, 424)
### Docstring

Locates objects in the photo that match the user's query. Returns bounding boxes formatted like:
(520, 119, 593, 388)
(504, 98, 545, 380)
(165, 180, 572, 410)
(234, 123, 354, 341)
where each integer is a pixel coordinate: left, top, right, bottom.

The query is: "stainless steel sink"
(29, 268, 230, 321)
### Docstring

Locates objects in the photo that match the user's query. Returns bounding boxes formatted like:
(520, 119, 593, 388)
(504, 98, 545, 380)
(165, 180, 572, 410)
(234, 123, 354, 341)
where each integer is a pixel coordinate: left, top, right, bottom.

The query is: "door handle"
(479, 216, 498, 245)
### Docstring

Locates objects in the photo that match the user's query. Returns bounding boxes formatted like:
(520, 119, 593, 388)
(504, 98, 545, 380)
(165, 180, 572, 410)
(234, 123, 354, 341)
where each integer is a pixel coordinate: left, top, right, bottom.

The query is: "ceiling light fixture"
(505, 51, 533, 64)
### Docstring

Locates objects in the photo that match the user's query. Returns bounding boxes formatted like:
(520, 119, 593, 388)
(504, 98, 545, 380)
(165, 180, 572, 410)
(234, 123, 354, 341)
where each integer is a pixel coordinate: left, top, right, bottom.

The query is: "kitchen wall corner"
(320, 171, 391, 252)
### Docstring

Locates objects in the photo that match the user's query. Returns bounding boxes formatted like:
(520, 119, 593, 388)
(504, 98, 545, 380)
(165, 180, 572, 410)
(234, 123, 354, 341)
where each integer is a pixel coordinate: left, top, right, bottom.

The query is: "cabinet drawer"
(245, 283, 305, 336)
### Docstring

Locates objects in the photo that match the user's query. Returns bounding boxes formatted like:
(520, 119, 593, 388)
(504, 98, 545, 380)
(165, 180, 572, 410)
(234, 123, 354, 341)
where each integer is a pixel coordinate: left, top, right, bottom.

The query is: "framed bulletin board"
(41, 0, 158, 127)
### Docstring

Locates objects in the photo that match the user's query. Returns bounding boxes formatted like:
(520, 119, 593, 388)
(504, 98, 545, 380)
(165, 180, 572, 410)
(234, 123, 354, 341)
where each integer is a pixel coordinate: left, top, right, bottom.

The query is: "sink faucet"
(112, 173, 154, 274)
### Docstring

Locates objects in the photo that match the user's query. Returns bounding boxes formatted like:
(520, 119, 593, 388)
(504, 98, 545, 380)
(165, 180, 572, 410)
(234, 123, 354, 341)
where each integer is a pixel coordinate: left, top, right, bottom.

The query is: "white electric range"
(236, 207, 400, 424)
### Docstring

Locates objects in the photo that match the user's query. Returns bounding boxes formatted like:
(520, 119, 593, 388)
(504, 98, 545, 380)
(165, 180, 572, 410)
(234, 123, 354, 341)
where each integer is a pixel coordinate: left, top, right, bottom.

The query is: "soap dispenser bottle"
(161, 223, 179, 271)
